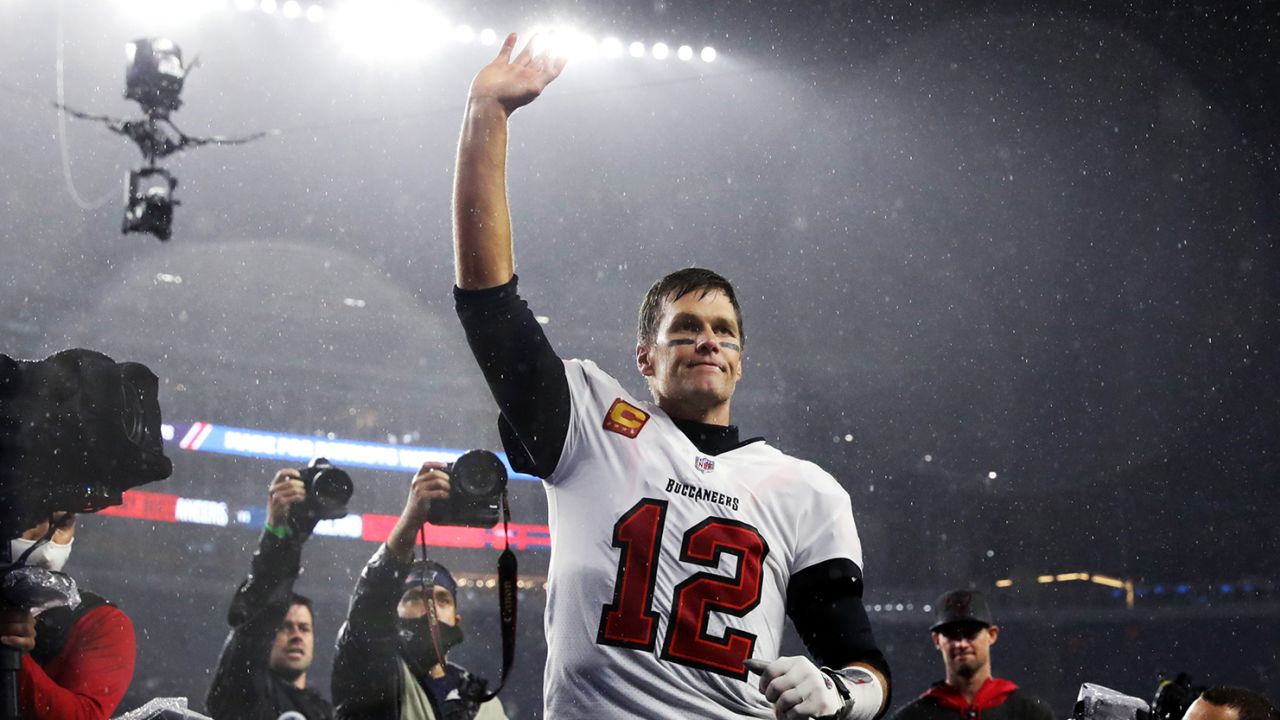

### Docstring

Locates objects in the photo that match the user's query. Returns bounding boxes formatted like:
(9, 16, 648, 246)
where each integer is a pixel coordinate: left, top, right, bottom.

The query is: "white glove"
(745, 656, 843, 720)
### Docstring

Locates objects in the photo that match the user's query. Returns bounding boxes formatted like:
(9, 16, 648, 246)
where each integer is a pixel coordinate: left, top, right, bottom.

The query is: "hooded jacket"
(889, 677, 1055, 720)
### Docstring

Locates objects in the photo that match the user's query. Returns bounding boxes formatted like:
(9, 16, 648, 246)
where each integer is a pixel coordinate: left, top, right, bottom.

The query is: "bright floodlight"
(479, 28, 498, 45)
(305, 3, 324, 22)
(628, 41, 645, 58)
(260, 0, 277, 14)
(651, 42, 669, 60)
(700, 46, 717, 62)
(600, 36, 623, 58)
(332, 0, 452, 61)
(527, 30, 549, 56)
(115, 0, 227, 23)
(282, 0, 301, 18)
(455, 24, 475, 43)
(548, 28, 597, 59)
(677, 44, 693, 61)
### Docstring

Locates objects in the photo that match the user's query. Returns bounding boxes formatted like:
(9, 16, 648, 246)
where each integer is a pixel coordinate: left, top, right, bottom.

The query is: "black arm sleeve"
(206, 531, 304, 719)
(331, 546, 413, 719)
(454, 277, 570, 477)
(786, 558, 892, 715)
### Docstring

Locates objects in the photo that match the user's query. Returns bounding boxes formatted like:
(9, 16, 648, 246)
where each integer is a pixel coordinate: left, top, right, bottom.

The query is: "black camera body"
(0, 349, 172, 535)
(427, 450, 508, 528)
(289, 457, 353, 536)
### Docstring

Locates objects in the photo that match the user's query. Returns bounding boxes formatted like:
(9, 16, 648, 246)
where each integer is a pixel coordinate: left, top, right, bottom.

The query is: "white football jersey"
(540, 359, 865, 719)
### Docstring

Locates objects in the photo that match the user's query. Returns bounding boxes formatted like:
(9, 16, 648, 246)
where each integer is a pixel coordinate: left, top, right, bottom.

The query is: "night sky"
(1, 0, 1276, 714)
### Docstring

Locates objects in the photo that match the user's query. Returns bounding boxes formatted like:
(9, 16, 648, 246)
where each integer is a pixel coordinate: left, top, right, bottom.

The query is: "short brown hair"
(636, 268, 744, 348)
(287, 593, 315, 629)
(1200, 687, 1279, 720)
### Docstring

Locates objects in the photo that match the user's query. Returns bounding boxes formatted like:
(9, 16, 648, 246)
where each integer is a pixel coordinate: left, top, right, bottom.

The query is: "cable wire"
(55, 0, 116, 211)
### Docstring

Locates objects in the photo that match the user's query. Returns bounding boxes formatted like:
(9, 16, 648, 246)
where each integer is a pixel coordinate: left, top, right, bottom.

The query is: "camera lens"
(311, 467, 353, 505)
(451, 450, 507, 497)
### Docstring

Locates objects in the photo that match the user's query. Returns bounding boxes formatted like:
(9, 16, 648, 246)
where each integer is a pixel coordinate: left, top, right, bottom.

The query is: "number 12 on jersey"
(596, 498, 770, 680)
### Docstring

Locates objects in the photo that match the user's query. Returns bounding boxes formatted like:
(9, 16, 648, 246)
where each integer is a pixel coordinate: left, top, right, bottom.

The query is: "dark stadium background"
(1, 0, 1276, 715)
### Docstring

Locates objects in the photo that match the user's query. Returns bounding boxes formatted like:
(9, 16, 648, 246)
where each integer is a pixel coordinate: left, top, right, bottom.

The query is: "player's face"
(397, 585, 459, 626)
(637, 290, 744, 423)
(932, 623, 998, 680)
(268, 603, 315, 677)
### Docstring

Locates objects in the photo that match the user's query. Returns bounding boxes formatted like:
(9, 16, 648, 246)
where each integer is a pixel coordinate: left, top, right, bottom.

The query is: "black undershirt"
(454, 277, 891, 694)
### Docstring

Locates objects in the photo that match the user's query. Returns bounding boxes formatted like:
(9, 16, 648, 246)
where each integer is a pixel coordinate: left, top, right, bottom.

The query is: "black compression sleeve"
(454, 277, 570, 477)
(787, 558, 892, 705)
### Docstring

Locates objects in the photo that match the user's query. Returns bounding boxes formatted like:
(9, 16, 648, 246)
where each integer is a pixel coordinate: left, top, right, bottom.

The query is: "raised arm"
(207, 471, 306, 719)
(332, 463, 450, 717)
(453, 33, 566, 290)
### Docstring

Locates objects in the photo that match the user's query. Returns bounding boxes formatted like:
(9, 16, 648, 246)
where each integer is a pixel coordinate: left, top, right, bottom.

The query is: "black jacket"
(332, 545, 496, 720)
(206, 530, 333, 720)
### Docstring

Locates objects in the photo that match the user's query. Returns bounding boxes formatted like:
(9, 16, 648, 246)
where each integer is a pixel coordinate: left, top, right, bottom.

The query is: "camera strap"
(479, 490, 517, 701)
(416, 491, 517, 703)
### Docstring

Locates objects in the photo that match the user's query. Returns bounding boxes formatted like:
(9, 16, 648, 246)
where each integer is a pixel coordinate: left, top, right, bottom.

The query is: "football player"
(450, 33, 891, 720)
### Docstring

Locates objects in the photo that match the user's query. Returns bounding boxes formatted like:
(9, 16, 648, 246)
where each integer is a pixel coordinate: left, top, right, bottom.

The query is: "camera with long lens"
(0, 348, 172, 536)
(289, 457, 353, 536)
(1070, 683, 1151, 720)
(427, 450, 508, 528)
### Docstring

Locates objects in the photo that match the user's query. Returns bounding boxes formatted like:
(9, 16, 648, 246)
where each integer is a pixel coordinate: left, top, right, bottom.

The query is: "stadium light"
(106, 2, 727, 63)
(600, 37, 623, 58)
(547, 28, 597, 60)
(114, 0, 227, 24)
(331, 0, 452, 61)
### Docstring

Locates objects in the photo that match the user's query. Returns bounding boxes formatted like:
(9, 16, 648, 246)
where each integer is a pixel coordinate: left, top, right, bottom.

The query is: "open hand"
(468, 33, 568, 116)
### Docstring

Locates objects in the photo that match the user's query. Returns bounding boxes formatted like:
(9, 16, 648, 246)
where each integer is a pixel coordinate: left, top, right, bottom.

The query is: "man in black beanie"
(332, 461, 506, 720)
(890, 589, 1053, 720)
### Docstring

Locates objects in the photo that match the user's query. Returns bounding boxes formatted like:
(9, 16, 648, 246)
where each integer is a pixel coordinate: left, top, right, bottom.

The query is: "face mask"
(397, 615, 464, 676)
(10, 537, 73, 572)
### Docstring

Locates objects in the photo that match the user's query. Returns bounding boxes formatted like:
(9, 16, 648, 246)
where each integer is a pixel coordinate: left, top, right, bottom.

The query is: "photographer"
(1, 512, 136, 719)
(206, 469, 333, 720)
(332, 461, 506, 720)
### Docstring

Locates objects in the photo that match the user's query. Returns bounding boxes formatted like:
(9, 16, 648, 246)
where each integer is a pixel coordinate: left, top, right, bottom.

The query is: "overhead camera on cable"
(58, 37, 270, 241)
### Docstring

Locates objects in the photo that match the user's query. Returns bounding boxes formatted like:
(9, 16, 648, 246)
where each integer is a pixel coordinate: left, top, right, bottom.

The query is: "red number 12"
(596, 498, 770, 680)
